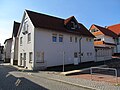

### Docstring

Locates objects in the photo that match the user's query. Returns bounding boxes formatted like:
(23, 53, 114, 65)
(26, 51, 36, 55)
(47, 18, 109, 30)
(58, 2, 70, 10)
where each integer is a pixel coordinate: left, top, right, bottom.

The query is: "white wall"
(18, 13, 35, 70)
(11, 37, 15, 65)
(34, 28, 95, 69)
(95, 48, 112, 62)
(95, 35, 115, 44)
(11, 37, 19, 65)
(18, 12, 95, 70)
(116, 37, 120, 53)
(4, 39, 12, 60)
(104, 36, 115, 44)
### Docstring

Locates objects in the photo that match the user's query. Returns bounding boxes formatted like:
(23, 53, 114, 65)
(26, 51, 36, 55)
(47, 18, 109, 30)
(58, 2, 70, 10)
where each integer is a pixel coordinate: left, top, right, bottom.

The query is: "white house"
(17, 10, 95, 70)
(107, 24, 120, 53)
(11, 21, 20, 65)
(4, 38, 12, 62)
(90, 24, 118, 61)
(0, 45, 4, 61)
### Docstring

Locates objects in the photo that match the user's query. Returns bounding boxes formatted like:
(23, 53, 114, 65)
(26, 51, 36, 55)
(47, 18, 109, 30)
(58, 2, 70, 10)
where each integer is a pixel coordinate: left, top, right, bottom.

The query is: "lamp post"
(79, 36, 82, 63)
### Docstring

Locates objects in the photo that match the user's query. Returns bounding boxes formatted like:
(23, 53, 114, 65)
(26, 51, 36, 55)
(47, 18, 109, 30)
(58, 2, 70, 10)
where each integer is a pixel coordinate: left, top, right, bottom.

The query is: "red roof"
(107, 24, 120, 35)
(92, 24, 118, 38)
(26, 10, 94, 37)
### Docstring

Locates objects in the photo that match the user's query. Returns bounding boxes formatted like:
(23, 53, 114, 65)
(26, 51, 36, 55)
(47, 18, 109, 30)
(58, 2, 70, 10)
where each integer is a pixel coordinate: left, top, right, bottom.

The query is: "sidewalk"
(30, 71, 120, 90)
(9, 64, 120, 90)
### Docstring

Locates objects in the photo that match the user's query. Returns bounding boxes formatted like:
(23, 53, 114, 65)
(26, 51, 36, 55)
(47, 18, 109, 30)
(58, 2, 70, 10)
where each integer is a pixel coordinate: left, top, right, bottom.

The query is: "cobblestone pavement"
(31, 71, 120, 90)
(0, 64, 89, 90)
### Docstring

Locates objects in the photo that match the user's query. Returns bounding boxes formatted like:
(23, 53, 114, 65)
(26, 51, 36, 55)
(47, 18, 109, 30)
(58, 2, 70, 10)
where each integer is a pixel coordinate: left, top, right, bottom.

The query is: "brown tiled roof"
(26, 10, 94, 37)
(93, 24, 118, 38)
(107, 24, 120, 35)
(12, 21, 20, 37)
(64, 16, 74, 25)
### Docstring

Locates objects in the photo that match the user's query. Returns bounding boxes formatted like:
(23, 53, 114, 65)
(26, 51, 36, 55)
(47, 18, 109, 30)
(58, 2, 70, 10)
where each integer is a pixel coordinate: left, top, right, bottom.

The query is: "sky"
(0, 0, 120, 45)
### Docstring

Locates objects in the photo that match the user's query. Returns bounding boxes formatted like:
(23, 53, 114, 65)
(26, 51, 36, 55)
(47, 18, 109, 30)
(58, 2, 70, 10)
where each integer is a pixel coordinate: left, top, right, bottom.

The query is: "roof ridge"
(25, 9, 65, 20)
(14, 21, 20, 24)
(93, 24, 118, 38)
(107, 23, 120, 28)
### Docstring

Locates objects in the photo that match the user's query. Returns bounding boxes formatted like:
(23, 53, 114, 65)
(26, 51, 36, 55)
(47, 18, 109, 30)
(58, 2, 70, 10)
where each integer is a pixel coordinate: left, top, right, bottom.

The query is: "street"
(0, 64, 90, 90)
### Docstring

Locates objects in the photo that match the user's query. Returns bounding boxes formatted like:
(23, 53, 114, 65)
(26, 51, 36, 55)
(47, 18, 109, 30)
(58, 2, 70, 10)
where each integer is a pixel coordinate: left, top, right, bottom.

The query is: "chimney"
(105, 26, 107, 28)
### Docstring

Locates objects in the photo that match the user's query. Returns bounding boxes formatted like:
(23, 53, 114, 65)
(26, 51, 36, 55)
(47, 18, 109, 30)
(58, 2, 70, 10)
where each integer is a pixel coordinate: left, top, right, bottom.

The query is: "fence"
(90, 67, 118, 84)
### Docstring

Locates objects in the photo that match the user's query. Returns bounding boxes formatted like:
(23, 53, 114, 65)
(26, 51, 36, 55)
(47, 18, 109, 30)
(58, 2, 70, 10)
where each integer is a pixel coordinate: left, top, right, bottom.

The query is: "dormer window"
(71, 21, 77, 29)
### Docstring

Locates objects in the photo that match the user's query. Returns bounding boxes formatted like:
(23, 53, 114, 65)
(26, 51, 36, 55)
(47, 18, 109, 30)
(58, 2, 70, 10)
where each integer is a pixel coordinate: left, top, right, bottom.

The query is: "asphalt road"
(0, 64, 90, 90)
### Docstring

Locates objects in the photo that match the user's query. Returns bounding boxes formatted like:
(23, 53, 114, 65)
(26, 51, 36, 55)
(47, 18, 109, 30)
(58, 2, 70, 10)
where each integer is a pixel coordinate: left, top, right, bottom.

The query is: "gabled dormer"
(64, 16, 80, 30)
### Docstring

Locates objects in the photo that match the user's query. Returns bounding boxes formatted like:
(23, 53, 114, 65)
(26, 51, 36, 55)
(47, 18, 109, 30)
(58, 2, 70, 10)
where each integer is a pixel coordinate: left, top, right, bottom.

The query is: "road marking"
(6, 73, 10, 77)
(15, 79, 21, 86)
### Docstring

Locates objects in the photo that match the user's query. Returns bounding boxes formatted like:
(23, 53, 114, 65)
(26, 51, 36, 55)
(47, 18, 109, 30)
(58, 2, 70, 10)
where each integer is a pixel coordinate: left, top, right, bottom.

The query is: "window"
(87, 52, 89, 56)
(40, 52, 44, 63)
(20, 53, 22, 65)
(94, 38, 101, 41)
(59, 35, 63, 42)
(24, 53, 26, 60)
(75, 37, 77, 43)
(86, 38, 89, 42)
(71, 21, 77, 29)
(52, 34, 57, 42)
(86, 38, 92, 42)
(70, 36, 72, 42)
(28, 33, 31, 42)
(20, 37, 23, 45)
(89, 38, 92, 42)
(29, 52, 32, 63)
(90, 52, 92, 56)
(23, 21, 28, 31)
(91, 29, 99, 32)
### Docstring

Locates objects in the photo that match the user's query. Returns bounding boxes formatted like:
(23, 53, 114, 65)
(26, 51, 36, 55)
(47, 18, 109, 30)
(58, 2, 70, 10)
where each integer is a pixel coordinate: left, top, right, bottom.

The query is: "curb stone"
(31, 73, 96, 90)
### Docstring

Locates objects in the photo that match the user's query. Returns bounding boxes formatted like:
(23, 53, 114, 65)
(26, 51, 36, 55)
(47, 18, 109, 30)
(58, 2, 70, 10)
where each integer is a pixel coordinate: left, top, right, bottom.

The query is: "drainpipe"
(79, 36, 82, 63)
(95, 49, 97, 62)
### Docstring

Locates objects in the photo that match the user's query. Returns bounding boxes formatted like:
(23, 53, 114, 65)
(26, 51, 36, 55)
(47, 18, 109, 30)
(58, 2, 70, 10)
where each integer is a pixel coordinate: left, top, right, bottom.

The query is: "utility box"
(74, 52, 78, 65)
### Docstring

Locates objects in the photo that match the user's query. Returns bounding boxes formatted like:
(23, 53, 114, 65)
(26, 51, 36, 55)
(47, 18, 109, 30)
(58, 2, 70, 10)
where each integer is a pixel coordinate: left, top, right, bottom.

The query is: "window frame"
(70, 36, 72, 42)
(29, 52, 32, 63)
(28, 33, 31, 43)
(71, 21, 77, 29)
(75, 37, 77, 43)
(59, 34, 63, 42)
(52, 34, 57, 42)
(20, 37, 23, 45)
(24, 53, 26, 60)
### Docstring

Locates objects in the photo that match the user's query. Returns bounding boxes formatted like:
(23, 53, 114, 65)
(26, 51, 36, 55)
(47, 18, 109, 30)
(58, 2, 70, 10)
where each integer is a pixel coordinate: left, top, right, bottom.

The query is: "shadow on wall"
(0, 65, 48, 90)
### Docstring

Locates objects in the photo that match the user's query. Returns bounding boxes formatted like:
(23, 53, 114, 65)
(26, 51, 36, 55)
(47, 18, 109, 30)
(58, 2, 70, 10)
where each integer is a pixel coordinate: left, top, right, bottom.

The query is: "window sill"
(28, 41, 31, 44)
(29, 61, 33, 63)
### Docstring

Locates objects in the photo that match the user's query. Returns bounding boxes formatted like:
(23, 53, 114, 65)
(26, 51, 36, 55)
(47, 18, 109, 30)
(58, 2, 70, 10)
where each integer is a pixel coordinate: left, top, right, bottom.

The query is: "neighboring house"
(89, 24, 118, 61)
(4, 38, 12, 62)
(17, 10, 95, 70)
(11, 21, 20, 65)
(0, 46, 4, 61)
(107, 24, 120, 53)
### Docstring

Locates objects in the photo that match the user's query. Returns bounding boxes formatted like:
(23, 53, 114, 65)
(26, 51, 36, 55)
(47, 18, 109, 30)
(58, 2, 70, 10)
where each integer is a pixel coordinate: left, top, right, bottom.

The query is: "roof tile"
(26, 10, 94, 37)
